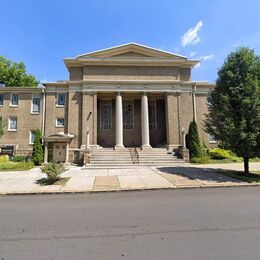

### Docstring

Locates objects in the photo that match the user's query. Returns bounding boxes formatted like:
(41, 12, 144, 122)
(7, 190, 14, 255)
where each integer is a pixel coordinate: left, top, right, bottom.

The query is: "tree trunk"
(243, 157, 249, 175)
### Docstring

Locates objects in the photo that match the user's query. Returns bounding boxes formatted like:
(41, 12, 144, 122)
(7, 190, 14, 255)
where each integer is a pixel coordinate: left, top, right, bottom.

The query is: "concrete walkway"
(0, 163, 259, 195)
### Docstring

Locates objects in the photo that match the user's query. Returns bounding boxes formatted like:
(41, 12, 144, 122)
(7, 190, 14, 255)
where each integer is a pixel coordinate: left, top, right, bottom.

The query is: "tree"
(32, 129, 44, 165)
(186, 120, 202, 159)
(0, 56, 38, 86)
(205, 47, 260, 174)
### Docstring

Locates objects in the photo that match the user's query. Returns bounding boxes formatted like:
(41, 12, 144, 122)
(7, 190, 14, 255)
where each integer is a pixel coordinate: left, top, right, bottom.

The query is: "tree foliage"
(0, 56, 38, 87)
(186, 120, 202, 159)
(205, 47, 260, 174)
(32, 129, 44, 165)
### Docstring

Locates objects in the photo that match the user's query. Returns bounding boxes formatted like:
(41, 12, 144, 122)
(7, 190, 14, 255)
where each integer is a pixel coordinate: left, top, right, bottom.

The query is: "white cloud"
(40, 78, 48, 83)
(194, 54, 215, 69)
(181, 21, 203, 47)
(190, 51, 197, 57)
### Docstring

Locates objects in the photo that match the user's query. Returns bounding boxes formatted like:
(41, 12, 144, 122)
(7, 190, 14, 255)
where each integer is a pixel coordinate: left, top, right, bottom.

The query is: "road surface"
(1, 188, 260, 259)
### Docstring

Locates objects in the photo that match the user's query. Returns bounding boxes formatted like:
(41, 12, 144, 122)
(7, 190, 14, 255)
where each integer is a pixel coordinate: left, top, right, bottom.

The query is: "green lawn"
(0, 161, 34, 171)
(219, 170, 260, 183)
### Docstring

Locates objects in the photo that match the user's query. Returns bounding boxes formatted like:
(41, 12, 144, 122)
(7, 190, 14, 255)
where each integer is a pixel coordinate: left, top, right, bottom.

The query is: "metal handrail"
(130, 141, 139, 164)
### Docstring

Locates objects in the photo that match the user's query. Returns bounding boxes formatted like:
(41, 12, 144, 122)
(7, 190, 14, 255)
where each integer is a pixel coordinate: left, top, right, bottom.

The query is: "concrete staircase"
(85, 147, 184, 168)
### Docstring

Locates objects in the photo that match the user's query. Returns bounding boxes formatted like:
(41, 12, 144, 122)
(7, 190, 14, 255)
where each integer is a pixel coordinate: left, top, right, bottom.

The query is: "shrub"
(190, 156, 211, 164)
(41, 163, 66, 183)
(32, 129, 44, 165)
(11, 155, 26, 162)
(186, 120, 202, 159)
(0, 161, 34, 171)
(0, 155, 9, 163)
(209, 148, 231, 160)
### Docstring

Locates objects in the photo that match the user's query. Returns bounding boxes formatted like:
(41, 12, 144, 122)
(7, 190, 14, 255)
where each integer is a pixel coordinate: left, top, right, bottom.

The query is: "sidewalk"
(0, 162, 259, 195)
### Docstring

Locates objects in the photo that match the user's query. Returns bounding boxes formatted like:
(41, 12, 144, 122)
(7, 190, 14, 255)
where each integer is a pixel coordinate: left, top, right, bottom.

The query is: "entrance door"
(53, 143, 66, 162)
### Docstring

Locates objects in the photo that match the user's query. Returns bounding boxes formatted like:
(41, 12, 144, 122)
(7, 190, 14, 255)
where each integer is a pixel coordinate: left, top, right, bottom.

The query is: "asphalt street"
(1, 188, 260, 260)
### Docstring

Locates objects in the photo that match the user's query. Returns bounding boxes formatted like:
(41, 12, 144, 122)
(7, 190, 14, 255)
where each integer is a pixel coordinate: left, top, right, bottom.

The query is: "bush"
(32, 129, 44, 165)
(209, 148, 231, 160)
(0, 161, 34, 171)
(0, 155, 9, 163)
(186, 120, 203, 159)
(11, 155, 26, 162)
(190, 156, 211, 164)
(41, 163, 66, 183)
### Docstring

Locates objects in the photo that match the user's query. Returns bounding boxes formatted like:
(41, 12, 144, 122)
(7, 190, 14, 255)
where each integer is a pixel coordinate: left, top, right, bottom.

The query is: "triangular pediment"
(76, 43, 187, 60)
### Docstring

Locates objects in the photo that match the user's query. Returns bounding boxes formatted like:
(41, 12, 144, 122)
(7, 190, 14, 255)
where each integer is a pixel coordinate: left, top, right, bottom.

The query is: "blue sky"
(1, 0, 260, 83)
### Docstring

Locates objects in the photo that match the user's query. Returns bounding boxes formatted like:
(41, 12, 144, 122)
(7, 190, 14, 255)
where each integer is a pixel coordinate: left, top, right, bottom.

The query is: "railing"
(129, 141, 139, 164)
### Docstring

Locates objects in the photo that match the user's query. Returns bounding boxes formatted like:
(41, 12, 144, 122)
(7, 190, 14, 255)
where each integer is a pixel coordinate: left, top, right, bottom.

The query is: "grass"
(191, 156, 259, 164)
(36, 177, 70, 186)
(219, 170, 260, 183)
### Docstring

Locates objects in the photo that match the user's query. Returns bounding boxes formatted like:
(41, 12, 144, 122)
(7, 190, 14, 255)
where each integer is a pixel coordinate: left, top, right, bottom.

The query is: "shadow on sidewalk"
(157, 166, 246, 183)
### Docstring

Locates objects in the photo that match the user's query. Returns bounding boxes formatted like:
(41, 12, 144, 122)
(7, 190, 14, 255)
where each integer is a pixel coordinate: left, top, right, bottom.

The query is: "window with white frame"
(29, 130, 36, 144)
(56, 118, 65, 127)
(10, 94, 19, 106)
(32, 94, 40, 113)
(0, 94, 4, 106)
(8, 117, 17, 131)
(56, 93, 65, 106)
(148, 101, 156, 130)
(209, 134, 217, 143)
(100, 101, 112, 130)
(123, 101, 134, 129)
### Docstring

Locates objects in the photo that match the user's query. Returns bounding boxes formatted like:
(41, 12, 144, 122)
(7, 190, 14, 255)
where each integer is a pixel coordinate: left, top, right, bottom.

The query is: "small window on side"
(8, 117, 17, 131)
(0, 94, 4, 106)
(32, 94, 40, 113)
(56, 118, 65, 127)
(209, 134, 217, 143)
(57, 94, 65, 106)
(11, 94, 19, 106)
(29, 130, 36, 144)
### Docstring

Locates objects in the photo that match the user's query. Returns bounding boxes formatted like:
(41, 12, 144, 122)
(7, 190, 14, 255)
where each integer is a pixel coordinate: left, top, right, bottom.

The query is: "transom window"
(57, 93, 65, 106)
(123, 101, 134, 129)
(0, 94, 4, 106)
(148, 101, 157, 130)
(11, 94, 19, 106)
(8, 117, 17, 131)
(100, 101, 112, 130)
(32, 94, 40, 113)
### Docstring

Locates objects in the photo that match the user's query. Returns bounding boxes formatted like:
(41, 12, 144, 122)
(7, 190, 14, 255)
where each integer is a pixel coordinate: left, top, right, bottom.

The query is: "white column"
(141, 92, 151, 149)
(44, 141, 48, 163)
(192, 85, 197, 121)
(115, 92, 124, 149)
(65, 143, 69, 163)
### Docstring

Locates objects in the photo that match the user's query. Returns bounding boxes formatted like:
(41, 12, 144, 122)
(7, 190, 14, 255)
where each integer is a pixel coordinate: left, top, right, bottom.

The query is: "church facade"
(0, 43, 215, 163)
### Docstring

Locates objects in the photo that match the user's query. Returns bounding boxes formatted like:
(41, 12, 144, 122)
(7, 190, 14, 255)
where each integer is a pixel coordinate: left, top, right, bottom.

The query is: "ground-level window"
(10, 94, 19, 106)
(209, 134, 217, 143)
(0, 94, 4, 106)
(100, 101, 112, 130)
(56, 93, 66, 106)
(32, 94, 40, 113)
(148, 101, 156, 130)
(123, 101, 134, 129)
(56, 118, 65, 127)
(8, 117, 17, 131)
(29, 130, 36, 144)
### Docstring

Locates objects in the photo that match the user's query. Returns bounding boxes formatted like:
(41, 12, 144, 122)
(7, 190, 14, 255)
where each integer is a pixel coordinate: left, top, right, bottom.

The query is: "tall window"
(123, 101, 134, 129)
(32, 94, 40, 113)
(148, 101, 156, 130)
(8, 117, 17, 131)
(11, 94, 19, 106)
(101, 101, 112, 130)
(29, 130, 36, 144)
(57, 93, 65, 106)
(0, 94, 4, 106)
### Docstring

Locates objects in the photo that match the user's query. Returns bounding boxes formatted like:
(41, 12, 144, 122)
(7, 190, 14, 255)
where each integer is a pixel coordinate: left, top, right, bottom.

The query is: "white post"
(181, 128, 186, 149)
(141, 92, 151, 149)
(86, 128, 90, 150)
(44, 141, 48, 163)
(65, 143, 69, 163)
(115, 92, 124, 149)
